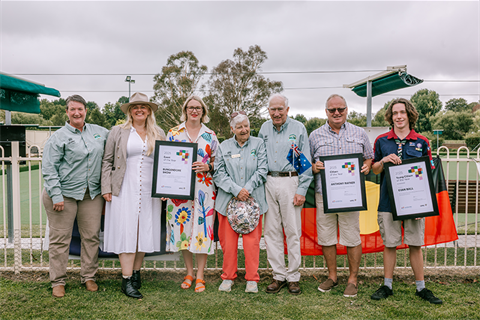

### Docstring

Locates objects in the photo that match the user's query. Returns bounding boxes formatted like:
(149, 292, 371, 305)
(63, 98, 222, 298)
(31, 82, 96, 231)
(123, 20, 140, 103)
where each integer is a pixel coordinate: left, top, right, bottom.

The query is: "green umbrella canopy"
(0, 73, 61, 114)
(351, 72, 423, 97)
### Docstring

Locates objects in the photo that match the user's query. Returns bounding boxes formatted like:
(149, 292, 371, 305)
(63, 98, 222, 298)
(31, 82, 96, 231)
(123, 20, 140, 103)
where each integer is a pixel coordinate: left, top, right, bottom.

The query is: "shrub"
(465, 131, 480, 151)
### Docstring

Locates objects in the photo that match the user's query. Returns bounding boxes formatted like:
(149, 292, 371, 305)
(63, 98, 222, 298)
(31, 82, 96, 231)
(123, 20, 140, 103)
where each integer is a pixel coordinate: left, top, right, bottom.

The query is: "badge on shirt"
(93, 133, 101, 140)
(231, 154, 241, 158)
(416, 148, 422, 152)
(288, 134, 296, 141)
(67, 137, 75, 144)
(417, 143, 422, 148)
(250, 149, 256, 156)
(409, 142, 415, 146)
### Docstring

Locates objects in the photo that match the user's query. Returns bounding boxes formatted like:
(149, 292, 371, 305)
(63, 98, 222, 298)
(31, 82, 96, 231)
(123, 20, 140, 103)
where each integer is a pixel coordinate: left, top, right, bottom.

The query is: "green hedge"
(465, 132, 480, 151)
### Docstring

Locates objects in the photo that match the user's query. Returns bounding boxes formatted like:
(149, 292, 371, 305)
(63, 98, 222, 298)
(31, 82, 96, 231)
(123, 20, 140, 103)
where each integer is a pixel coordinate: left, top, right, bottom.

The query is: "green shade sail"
(352, 72, 423, 98)
(0, 73, 61, 114)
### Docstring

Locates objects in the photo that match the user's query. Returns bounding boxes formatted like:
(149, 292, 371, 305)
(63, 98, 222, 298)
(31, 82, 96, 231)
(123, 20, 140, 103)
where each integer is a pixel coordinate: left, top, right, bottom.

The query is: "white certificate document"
(388, 161, 434, 217)
(152, 141, 197, 199)
(320, 154, 366, 213)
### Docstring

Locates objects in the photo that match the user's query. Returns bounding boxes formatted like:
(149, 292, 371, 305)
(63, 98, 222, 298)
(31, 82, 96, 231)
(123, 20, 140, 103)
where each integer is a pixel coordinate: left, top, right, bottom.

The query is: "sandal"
(181, 275, 194, 289)
(195, 279, 206, 293)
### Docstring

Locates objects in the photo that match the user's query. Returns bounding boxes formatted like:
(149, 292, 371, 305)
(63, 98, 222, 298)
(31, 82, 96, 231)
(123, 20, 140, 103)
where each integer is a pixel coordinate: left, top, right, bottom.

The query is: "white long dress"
(104, 127, 162, 254)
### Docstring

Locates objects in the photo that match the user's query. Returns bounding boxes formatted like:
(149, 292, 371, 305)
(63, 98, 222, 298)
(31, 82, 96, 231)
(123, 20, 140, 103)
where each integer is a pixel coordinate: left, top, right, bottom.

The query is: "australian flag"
(286, 142, 312, 175)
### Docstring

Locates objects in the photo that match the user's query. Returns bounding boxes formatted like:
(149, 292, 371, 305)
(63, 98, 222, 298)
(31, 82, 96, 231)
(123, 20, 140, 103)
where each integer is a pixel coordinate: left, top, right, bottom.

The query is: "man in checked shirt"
(309, 94, 373, 298)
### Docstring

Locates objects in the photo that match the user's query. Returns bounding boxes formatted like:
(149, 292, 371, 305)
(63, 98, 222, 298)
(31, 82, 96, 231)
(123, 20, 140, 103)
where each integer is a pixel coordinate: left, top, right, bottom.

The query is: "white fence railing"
(1, 142, 479, 274)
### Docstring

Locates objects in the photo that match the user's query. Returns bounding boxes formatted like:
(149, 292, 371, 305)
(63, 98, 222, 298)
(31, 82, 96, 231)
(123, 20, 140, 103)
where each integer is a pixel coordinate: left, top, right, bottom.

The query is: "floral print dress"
(166, 122, 218, 254)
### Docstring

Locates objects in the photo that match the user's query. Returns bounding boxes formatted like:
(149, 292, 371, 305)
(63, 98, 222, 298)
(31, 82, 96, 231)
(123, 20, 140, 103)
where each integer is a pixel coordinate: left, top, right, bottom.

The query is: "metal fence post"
(11, 141, 22, 274)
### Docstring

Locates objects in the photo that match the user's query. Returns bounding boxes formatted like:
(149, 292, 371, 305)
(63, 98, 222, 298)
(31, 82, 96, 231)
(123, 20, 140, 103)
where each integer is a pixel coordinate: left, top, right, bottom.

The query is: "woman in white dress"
(101, 92, 165, 299)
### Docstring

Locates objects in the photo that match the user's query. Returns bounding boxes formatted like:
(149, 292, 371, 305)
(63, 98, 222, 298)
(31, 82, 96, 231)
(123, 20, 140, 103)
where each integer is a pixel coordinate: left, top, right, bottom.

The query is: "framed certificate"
(319, 153, 367, 213)
(384, 156, 439, 221)
(152, 140, 197, 200)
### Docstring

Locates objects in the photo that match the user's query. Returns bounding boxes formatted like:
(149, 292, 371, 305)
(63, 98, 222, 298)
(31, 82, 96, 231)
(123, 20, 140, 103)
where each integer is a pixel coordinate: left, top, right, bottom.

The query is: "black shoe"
(132, 270, 142, 289)
(415, 288, 442, 304)
(371, 285, 393, 300)
(122, 277, 143, 299)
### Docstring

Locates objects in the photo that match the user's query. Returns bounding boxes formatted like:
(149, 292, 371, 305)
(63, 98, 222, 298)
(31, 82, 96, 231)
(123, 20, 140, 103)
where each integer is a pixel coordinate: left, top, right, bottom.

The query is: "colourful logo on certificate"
(342, 162, 355, 176)
(176, 150, 190, 163)
(408, 166, 423, 180)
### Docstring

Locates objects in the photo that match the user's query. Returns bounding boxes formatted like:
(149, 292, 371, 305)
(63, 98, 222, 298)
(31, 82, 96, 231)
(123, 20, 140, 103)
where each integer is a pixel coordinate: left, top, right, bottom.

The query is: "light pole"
(125, 76, 135, 101)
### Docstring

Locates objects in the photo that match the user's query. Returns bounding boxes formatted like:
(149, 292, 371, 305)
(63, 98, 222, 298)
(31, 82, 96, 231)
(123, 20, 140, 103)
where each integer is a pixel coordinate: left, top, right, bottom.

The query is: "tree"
(372, 108, 389, 127)
(293, 114, 307, 124)
(410, 89, 442, 133)
(206, 45, 283, 121)
(472, 109, 480, 132)
(152, 51, 208, 132)
(429, 110, 474, 140)
(103, 97, 127, 129)
(40, 99, 65, 121)
(86, 108, 107, 128)
(347, 111, 367, 127)
(305, 117, 327, 135)
(444, 98, 471, 113)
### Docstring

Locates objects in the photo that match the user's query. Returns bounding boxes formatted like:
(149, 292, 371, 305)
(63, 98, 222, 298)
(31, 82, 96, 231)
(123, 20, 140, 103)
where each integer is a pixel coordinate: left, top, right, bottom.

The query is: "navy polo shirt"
(373, 129, 434, 212)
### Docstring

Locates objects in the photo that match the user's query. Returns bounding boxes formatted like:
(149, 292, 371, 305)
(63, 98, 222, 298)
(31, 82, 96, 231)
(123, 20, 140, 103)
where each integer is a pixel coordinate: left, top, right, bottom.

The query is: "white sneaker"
(245, 281, 258, 293)
(218, 280, 234, 292)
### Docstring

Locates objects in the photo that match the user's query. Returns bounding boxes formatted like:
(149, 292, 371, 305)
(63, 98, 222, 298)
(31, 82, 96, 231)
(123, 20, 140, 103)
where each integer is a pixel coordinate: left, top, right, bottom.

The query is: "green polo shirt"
(42, 122, 109, 204)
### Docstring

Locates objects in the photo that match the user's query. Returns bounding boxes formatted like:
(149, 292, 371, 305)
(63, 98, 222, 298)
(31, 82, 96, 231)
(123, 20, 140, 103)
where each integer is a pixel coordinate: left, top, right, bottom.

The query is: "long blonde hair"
(120, 105, 165, 156)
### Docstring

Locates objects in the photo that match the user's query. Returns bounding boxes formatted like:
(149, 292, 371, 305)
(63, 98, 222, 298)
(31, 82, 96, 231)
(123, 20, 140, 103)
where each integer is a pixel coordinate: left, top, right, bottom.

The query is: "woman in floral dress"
(166, 95, 218, 293)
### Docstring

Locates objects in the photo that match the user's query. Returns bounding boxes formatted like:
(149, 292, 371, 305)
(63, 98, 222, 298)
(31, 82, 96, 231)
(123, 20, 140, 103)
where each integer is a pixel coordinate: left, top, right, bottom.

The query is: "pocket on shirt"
(345, 137, 364, 153)
(405, 148, 422, 158)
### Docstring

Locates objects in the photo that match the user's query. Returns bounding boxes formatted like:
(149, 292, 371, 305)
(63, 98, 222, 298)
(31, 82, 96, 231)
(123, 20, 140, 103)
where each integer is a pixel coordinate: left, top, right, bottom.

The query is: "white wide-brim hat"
(120, 92, 158, 114)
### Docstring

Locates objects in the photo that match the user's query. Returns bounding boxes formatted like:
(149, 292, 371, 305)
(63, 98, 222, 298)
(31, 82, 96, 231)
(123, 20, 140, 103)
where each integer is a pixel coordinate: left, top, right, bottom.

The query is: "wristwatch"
(208, 163, 213, 172)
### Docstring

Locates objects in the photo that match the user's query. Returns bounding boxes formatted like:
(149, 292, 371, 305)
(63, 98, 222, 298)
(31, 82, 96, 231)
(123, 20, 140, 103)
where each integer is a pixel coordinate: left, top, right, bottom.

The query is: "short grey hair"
(325, 94, 347, 109)
(268, 93, 289, 109)
(65, 95, 87, 110)
(230, 114, 250, 129)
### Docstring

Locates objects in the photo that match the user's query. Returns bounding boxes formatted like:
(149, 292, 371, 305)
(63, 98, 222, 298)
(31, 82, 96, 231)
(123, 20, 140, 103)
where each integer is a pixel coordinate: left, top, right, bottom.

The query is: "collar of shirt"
(272, 116, 291, 133)
(65, 121, 86, 133)
(232, 136, 250, 148)
(387, 128, 418, 141)
(177, 121, 215, 137)
(326, 121, 346, 134)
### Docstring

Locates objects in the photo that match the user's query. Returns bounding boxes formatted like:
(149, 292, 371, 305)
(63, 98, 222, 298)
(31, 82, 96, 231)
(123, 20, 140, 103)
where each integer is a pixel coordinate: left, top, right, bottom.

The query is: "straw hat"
(120, 92, 158, 114)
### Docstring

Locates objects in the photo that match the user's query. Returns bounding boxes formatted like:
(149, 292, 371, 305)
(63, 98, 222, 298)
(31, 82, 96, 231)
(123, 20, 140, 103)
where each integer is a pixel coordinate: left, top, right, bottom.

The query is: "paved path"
(2, 235, 479, 250)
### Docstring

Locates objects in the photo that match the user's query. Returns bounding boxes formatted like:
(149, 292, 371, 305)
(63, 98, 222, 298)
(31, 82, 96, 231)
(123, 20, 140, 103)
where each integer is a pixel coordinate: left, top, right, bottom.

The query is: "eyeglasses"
(230, 110, 247, 119)
(326, 107, 347, 114)
(187, 106, 202, 112)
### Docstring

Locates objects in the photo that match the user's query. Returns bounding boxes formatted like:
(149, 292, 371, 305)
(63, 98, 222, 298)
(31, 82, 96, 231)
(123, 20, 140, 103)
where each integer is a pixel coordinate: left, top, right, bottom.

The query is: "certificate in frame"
(384, 156, 439, 221)
(152, 140, 198, 200)
(319, 153, 367, 213)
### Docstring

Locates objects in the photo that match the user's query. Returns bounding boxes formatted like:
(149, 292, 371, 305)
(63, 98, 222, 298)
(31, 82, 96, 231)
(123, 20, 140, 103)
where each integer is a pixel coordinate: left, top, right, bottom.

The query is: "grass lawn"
(1, 270, 479, 320)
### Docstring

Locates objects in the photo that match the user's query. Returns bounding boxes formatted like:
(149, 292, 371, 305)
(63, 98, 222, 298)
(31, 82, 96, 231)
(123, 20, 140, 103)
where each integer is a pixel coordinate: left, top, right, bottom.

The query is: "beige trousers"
(43, 189, 104, 287)
(264, 176, 303, 282)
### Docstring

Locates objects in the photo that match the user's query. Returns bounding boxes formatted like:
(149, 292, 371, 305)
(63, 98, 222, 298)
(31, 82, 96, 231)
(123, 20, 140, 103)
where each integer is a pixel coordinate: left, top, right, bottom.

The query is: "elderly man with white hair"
(213, 111, 268, 293)
(258, 94, 313, 295)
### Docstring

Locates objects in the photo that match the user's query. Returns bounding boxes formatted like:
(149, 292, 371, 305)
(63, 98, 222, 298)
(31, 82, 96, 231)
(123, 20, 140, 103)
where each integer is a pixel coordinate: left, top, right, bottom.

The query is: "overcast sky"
(2, 1, 479, 120)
